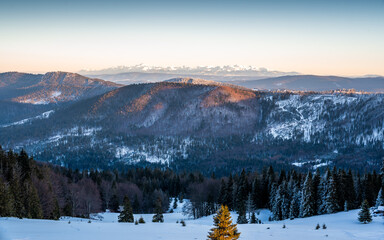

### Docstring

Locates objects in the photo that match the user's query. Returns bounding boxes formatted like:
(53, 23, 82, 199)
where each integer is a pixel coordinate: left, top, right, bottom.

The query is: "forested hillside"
(1, 148, 382, 223)
(1, 81, 384, 173)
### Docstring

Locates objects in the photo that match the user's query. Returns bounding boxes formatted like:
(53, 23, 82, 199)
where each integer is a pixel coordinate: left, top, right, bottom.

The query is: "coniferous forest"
(0, 146, 383, 223)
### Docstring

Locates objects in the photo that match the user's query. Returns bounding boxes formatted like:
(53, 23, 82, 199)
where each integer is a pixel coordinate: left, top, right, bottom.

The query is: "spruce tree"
(0, 179, 13, 216)
(250, 177, 260, 210)
(133, 194, 140, 214)
(208, 205, 240, 240)
(300, 173, 315, 217)
(325, 175, 340, 214)
(344, 170, 356, 209)
(173, 197, 178, 209)
(279, 182, 290, 220)
(312, 170, 321, 214)
(152, 197, 164, 223)
(236, 170, 248, 224)
(218, 179, 226, 206)
(250, 212, 257, 224)
(375, 188, 384, 207)
(318, 169, 331, 215)
(271, 184, 282, 220)
(51, 198, 61, 220)
(109, 194, 119, 212)
(118, 196, 134, 222)
(289, 187, 301, 219)
(28, 184, 43, 219)
(358, 200, 372, 224)
(10, 173, 24, 218)
(224, 174, 234, 210)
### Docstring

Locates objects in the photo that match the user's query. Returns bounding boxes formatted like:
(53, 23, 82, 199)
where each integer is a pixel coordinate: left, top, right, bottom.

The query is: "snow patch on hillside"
(292, 159, 332, 169)
(46, 127, 102, 144)
(355, 126, 384, 147)
(51, 91, 62, 98)
(115, 145, 171, 164)
(115, 138, 192, 164)
(19, 91, 63, 105)
(0, 110, 54, 128)
(268, 94, 359, 142)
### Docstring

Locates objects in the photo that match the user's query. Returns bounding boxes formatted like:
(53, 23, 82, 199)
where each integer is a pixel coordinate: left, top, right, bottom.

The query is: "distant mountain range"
(0, 71, 383, 173)
(79, 64, 297, 76)
(227, 75, 384, 92)
(80, 70, 384, 93)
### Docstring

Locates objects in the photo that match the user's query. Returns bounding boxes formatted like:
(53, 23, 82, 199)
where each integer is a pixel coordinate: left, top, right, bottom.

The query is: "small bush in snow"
(138, 216, 145, 224)
(282, 224, 286, 229)
(135, 220, 138, 225)
(181, 220, 186, 227)
(315, 223, 320, 230)
(322, 224, 327, 229)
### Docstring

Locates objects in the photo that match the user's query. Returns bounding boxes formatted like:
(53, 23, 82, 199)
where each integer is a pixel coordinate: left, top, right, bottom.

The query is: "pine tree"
(0, 179, 13, 217)
(250, 177, 260, 210)
(224, 174, 234, 210)
(289, 187, 301, 220)
(271, 184, 281, 220)
(236, 170, 248, 224)
(279, 182, 290, 220)
(51, 198, 61, 220)
(375, 188, 384, 207)
(173, 197, 178, 209)
(28, 184, 43, 219)
(109, 194, 119, 212)
(344, 170, 356, 209)
(152, 197, 164, 223)
(10, 171, 25, 218)
(208, 205, 240, 240)
(358, 200, 372, 224)
(250, 212, 257, 224)
(312, 170, 321, 214)
(133, 194, 140, 214)
(325, 174, 340, 214)
(300, 173, 315, 217)
(355, 174, 363, 209)
(318, 169, 330, 215)
(218, 179, 226, 206)
(118, 196, 134, 222)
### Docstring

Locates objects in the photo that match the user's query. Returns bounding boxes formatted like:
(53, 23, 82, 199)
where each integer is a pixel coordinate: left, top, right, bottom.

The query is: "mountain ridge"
(0, 71, 122, 125)
(0, 80, 383, 172)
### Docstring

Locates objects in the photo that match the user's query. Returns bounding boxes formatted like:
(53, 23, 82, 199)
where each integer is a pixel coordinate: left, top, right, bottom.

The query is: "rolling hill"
(0, 71, 121, 125)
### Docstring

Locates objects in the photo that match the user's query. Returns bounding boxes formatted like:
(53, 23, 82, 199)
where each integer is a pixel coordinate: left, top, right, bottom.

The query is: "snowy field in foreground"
(1, 208, 383, 240)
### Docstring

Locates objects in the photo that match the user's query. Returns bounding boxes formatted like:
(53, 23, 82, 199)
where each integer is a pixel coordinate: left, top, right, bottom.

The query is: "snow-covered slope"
(1, 209, 383, 240)
(0, 110, 54, 128)
(2, 84, 384, 171)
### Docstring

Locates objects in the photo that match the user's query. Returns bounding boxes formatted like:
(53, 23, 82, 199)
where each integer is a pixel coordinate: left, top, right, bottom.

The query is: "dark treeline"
(0, 147, 196, 219)
(1, 147, 383, 223)
(183, 165, 384, 223)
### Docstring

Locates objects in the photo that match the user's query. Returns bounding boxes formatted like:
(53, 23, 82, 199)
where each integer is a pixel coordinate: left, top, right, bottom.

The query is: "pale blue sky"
(1, 0, 383, 75)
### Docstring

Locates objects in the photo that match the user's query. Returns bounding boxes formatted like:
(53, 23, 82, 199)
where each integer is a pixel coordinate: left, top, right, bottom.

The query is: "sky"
(0, 0, 383, 76)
